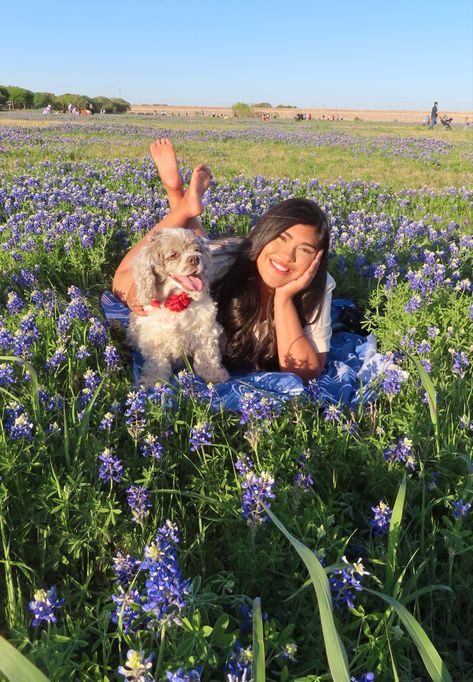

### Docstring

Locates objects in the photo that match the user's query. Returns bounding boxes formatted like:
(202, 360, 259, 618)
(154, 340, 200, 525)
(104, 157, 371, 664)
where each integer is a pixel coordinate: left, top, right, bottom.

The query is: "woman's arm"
(272, 251, 328, 382)
(273, 296, 327, 381)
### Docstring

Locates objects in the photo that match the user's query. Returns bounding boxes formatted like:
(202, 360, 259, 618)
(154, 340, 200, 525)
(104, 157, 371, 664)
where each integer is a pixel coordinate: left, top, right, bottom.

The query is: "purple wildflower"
(189, 421, 213, 451)
(118, 649, 154, 681)
(369, 502, 392, 536)
(383, 437, 415, 470)
(452, 350, 470, 378)
(330, 556, 369, 610)
(3, 402, 34, 440)
(140, 433, 164, 460)
(236, 456, 276, 527)
(127, 485, 152, 525)
(166, 668, 201, 682)
(29, 585, 64, 627)
(104, 344, 120, 371)
(98, 447, 123, 483)
(452, 499, 471, 520)
(112, 552, 141, 589)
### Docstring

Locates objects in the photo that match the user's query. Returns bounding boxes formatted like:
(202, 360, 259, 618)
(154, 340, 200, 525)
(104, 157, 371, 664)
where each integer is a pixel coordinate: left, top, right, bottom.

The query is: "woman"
(113, 139, 335, 382)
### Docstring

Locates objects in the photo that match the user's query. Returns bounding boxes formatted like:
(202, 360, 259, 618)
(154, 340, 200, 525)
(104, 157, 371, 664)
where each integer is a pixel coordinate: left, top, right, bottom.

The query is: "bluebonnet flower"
(125, 389, 148, 438)
(279, 642, 298, 662)
(29, 585, 64, 627)
(83, 368, 101, 391)
(329, 556, 369, 610)
(127, 485, 152, 525)
(77, 344, 91, 360)
(111, 588, 145, 634)
(239, 392, 281, 424)
(141, 521, 191, 626)
(6, 291, 25, 315)
(3, 402, 34, 440)
(305, 377, 323, 404)
(112, 552, 141, 589)
(0, 363, 15, 387)
(404, 295, 422, 314)
(452, 499, 471, 519)
(236, 456, 275, 527)
(458, 415, 473, 431)
(87, 317, 108, 345)
(45, 347, 67, 370)
(176, 370, 203, 400)
(294, 452, 314, 491)
(118, 649, 153, 681)
(416, 341, 432, 355)
(99, 411, 115, 431)
(104, 344, 120, 371)
(324, 404, 342, 422)
(166, 668, 201, 682)
(427, 326, 440, 338)
(98, 447, 123, 483)
(351, 674, 375, 682)
(140, 433, 164, 460)
(370, 502, 392, 536)
(189, 421, 213, 451)
(451, 350, 470, 378)
(383, 437, 415, 470)
(225, 643, 252, 682)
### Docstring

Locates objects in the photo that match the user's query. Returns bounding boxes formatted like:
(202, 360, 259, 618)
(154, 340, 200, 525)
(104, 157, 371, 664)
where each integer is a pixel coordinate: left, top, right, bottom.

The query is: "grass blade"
(386, 473, 407, 592)
(0, 634, 50, 682)
(411, 356, 437, 428)
(252, 597, 265, 682)
(366, 589, 452, 682)
(265, 506, 350, 682)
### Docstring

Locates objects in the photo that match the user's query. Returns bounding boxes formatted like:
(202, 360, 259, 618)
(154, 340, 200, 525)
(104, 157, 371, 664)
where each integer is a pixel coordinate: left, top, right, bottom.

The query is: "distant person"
(429, 101, 438, 130)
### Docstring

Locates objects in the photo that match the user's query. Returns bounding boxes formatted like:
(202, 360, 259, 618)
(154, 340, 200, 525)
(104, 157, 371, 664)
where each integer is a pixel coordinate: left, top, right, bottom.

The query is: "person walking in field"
(429, 101, 439, 130)
(113, 139, 335, 382)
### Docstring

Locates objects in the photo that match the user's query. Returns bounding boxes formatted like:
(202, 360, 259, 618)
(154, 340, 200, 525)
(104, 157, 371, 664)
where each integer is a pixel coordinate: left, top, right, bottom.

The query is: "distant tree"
(276, 104, 297, 109)
(33, 92, 56, 109)
(252, 102, 272, 108)
(8, 86, 34, 109)
(0, 85, 9, 108)
(110, 98, 131, 113)
(91, 96, 114, 113)
(56, 93, 90, 111)
(231, 102, 255, 118)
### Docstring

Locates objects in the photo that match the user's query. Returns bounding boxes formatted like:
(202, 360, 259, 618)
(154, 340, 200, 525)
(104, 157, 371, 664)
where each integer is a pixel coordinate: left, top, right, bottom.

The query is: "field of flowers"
(0, 114, 471, 682)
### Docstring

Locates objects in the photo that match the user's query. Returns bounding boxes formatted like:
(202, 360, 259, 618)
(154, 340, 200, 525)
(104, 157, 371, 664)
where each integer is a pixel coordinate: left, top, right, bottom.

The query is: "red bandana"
(150, 292, 192, 312)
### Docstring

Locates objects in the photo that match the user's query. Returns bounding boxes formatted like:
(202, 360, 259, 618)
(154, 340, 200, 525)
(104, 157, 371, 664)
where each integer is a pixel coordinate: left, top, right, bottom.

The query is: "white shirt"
(209, 240, 336, 353)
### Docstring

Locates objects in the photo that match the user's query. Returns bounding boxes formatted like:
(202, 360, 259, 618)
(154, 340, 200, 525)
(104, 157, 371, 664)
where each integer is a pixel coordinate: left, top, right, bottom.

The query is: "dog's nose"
(187, 255, 200, 267)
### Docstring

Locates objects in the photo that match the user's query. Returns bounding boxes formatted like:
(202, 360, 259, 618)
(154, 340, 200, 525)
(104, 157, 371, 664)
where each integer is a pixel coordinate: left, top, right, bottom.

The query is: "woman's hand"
(126, 283, 148, 317)
(274, 250, 324, 302)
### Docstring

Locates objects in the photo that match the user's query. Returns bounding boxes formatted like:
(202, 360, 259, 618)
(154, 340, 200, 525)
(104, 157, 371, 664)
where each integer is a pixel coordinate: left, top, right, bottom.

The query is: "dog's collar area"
(150, 292, 192, 312)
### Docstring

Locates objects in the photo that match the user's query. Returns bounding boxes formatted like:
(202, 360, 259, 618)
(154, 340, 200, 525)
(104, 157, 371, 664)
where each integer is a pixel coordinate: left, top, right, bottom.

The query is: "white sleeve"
(303, 273, 336, 353)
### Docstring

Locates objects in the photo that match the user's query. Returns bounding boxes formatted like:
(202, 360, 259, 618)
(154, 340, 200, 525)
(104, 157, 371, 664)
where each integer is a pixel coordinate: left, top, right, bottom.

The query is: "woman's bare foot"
(150, 138, 183, 194)
(180, 164, 212, 217)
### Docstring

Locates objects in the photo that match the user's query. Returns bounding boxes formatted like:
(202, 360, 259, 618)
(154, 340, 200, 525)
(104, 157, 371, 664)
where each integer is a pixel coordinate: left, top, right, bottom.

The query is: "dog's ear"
(132, 243, 164, 304)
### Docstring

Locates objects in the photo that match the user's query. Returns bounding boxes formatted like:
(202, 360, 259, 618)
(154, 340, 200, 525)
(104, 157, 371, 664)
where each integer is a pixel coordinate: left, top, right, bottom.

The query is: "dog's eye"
(168, 252, 179, 260)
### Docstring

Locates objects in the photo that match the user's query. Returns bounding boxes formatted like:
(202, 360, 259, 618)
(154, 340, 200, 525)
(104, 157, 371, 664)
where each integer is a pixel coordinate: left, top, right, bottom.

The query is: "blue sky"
(2, 0, 472, 110)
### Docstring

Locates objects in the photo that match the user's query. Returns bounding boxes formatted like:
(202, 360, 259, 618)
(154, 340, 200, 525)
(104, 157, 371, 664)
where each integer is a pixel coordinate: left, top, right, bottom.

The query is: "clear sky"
(2, 0, 472, 110)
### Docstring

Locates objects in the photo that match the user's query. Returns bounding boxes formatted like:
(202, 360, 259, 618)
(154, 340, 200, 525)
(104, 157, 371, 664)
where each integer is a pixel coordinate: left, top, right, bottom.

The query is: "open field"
(130, 104, 473, 124)
(0, 115, 472, 681)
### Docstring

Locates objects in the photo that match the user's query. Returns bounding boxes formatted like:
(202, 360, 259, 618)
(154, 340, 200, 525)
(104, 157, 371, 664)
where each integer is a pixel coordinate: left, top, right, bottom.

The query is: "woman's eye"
(278, 234, 287, 242)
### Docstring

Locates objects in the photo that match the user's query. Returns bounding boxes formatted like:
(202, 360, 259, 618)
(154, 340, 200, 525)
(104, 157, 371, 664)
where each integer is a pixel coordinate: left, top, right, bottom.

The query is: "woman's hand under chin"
(274, 250, 324, 302)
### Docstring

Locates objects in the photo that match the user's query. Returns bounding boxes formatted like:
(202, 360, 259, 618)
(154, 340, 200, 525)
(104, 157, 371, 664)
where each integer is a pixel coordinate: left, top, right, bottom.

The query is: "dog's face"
(132, 228, 212, 304)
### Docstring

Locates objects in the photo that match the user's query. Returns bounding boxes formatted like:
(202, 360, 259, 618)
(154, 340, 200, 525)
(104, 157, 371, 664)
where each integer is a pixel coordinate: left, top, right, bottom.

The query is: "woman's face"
(255, 223, 320, 290)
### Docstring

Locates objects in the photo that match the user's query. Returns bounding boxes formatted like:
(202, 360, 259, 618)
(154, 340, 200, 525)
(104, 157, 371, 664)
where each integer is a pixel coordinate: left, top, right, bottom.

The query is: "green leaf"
(366, 589, 452, 682)
(0, 634, 50, 682)
(411, 356, 437, 427)
(264, 506, 350, 682)
(252, 597, 265, 682)
(387, 473, 407, 591)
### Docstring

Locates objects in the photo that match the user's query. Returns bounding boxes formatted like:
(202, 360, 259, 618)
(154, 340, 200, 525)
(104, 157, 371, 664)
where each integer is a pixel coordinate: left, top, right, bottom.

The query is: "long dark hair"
(212, 198, 330, 371)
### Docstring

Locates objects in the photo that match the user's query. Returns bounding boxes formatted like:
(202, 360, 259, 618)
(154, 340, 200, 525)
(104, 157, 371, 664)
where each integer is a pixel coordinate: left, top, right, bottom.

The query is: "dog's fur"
(128, 228, 229, 385)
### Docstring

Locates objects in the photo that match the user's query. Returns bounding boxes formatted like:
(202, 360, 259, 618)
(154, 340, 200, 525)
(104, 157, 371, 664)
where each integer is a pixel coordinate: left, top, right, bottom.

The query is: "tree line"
(0, 85, 131, 114)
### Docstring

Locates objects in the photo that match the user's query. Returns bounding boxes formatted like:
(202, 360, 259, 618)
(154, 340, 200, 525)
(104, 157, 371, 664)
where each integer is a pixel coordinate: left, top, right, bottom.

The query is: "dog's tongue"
(172, 274, 203, 292)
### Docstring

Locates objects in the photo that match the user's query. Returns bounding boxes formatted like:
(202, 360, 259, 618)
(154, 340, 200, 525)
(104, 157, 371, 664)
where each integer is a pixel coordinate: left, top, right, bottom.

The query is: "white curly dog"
(128, 228, 230, 386)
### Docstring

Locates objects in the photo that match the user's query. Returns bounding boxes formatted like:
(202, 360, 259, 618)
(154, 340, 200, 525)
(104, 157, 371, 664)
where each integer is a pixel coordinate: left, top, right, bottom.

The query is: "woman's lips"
(270, 259, 291, 274)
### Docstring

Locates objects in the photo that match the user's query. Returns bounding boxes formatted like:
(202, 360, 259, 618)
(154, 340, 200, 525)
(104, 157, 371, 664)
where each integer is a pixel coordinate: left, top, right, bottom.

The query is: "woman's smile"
(256, 223, 320, 289)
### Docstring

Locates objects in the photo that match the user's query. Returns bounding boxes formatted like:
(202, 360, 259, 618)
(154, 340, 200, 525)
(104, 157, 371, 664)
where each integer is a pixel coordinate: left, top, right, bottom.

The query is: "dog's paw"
(201, 367, 230, 384)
